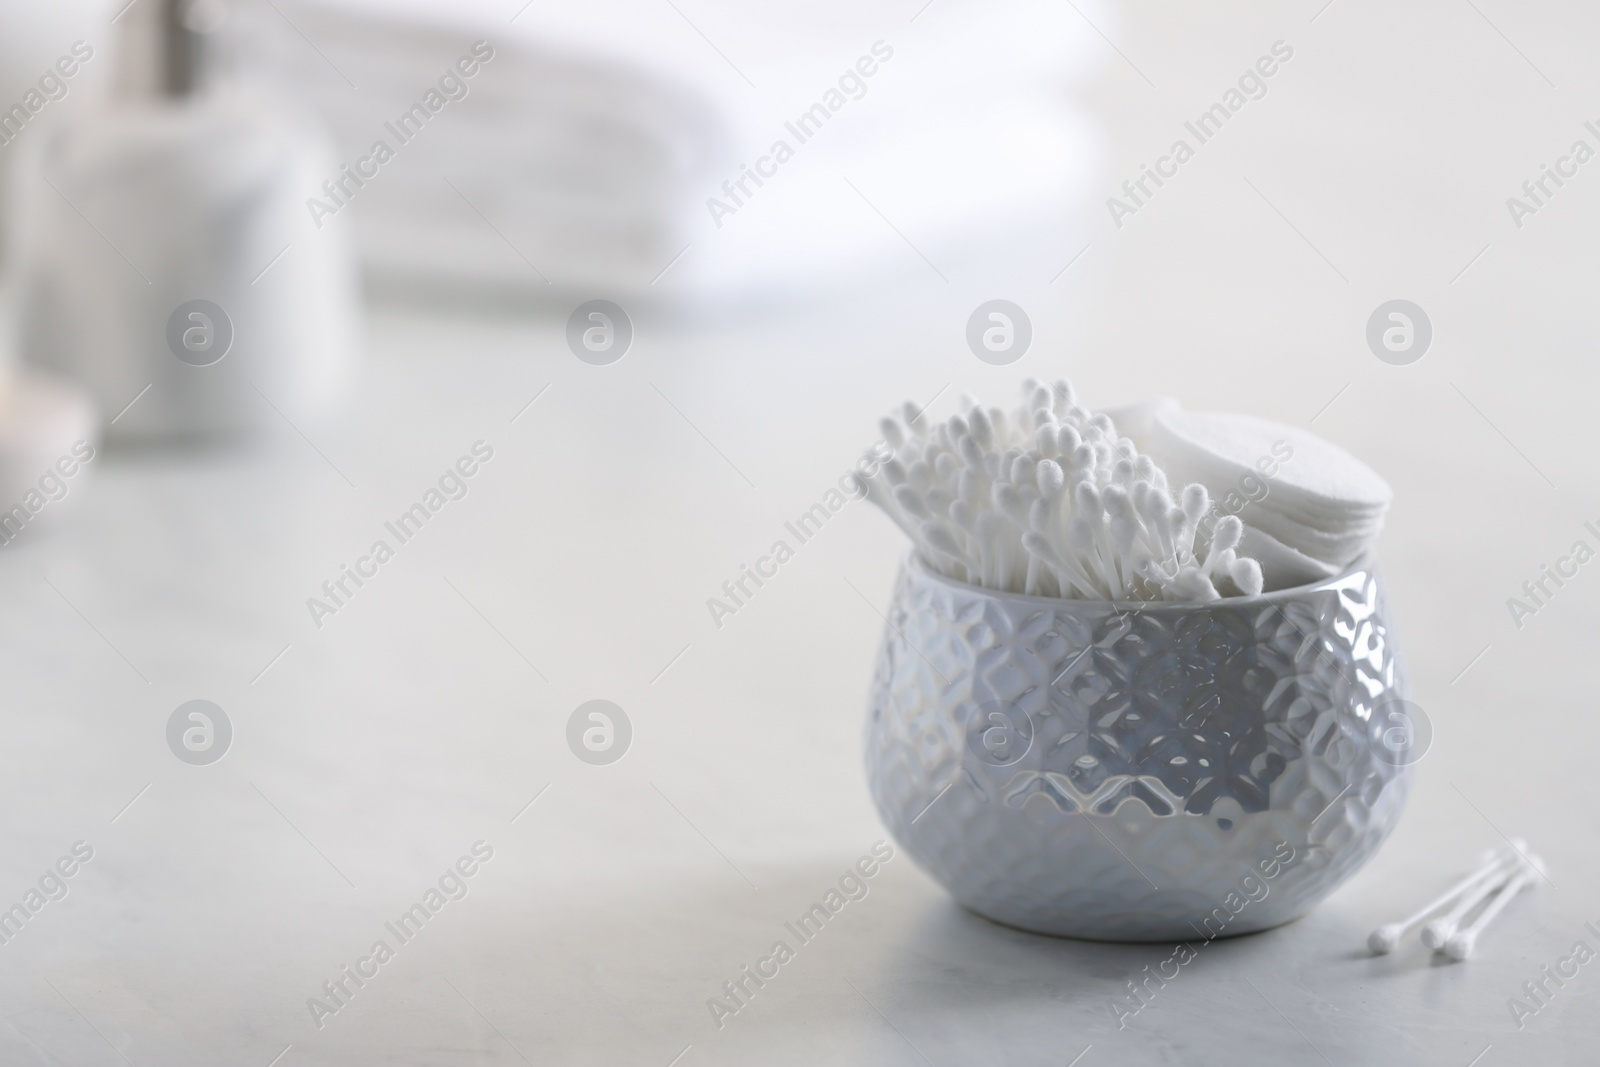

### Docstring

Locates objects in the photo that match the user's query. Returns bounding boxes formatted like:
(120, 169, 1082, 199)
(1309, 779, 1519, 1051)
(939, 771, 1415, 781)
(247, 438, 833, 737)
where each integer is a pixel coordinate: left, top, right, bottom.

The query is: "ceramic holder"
(865, 553, 1413, 941)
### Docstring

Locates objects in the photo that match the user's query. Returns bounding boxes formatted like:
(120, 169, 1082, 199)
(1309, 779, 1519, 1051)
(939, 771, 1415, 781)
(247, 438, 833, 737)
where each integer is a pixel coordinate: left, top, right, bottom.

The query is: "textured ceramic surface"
(865, 554, 1414, 941)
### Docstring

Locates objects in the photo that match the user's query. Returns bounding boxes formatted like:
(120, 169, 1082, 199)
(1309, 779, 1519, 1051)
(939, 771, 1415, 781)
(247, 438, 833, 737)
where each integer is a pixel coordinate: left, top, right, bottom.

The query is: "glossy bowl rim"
(903, 550, 1376, 613)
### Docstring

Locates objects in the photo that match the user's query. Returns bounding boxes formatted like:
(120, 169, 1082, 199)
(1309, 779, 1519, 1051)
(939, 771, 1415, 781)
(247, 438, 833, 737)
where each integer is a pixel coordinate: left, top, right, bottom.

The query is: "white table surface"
(4, 2, 1600, 1065)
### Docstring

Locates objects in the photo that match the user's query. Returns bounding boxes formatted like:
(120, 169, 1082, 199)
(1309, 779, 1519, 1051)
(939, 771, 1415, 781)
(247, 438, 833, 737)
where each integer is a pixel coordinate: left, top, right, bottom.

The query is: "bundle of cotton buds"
(859, 380, 1264, 601)
(1367, 841, 1543, 961)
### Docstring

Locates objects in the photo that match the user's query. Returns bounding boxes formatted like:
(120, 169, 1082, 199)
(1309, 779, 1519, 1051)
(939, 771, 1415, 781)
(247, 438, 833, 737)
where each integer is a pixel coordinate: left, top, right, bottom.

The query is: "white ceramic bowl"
(864, 554, 1415, 941)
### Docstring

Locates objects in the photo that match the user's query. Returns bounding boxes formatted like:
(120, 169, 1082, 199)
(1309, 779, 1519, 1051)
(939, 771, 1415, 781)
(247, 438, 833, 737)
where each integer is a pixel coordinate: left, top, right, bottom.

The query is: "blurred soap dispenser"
(11, 0, 359, 443)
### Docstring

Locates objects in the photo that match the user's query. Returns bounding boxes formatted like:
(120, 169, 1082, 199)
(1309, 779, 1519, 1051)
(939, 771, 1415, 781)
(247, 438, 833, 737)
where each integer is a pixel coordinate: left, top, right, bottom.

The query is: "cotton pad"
(1238, 526, 1340, 590)
(1117, 404, 1391, 588)
(1103, 396, 1178, 445)
(1152, 410, 1390, 512)
(1234, 501, 1374, 569)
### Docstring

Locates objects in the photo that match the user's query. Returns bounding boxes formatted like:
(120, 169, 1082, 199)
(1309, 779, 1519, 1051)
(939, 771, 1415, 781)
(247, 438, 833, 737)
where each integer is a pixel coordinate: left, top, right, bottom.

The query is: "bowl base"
(956, 899, 1316, 943)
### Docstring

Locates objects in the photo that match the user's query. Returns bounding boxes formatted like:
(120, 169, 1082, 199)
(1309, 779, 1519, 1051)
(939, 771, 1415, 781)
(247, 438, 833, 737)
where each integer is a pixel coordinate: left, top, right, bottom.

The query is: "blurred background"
(0, 0, 1596, 1064)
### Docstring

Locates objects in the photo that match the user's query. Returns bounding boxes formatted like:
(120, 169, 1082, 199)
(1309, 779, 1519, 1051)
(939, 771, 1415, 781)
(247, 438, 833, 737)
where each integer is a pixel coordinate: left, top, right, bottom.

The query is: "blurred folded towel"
(223, 0, 1108, 306)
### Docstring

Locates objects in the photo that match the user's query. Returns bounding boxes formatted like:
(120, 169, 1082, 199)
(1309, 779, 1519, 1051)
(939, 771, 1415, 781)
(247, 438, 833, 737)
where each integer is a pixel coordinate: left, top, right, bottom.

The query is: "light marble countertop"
(4, 1, 1600, 1064)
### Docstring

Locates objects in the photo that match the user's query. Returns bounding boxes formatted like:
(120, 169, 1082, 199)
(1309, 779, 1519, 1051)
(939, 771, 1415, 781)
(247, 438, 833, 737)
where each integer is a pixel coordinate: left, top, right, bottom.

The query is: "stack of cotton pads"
(1113, 401, 1392, 590)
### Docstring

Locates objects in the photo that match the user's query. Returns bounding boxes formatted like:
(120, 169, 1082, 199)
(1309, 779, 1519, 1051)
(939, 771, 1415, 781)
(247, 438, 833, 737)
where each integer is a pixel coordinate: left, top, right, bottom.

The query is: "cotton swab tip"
(967, 406, 993, 448)
(1367, 924, 1403, 955)
(892, 485, 929, 518)
(1211, 514, 1244, 554)
(1230, 557, 1264, 596)
(1443, 932, 1476, 961)
(1419, 918, 1452, 950)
